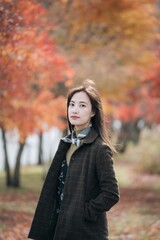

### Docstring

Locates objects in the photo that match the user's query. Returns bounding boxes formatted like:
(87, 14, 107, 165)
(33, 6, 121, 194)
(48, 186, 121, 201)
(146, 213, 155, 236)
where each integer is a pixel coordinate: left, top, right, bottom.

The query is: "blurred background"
(0, 0, 160, 239)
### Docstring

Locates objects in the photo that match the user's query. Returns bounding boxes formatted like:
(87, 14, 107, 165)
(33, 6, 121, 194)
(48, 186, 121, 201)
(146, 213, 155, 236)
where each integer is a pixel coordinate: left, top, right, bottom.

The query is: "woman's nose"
(72, 106, 79, 113)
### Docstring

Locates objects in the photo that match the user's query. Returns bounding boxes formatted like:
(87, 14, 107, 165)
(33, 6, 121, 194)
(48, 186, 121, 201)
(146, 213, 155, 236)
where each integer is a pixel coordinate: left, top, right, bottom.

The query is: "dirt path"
(107, 170, 160, 240)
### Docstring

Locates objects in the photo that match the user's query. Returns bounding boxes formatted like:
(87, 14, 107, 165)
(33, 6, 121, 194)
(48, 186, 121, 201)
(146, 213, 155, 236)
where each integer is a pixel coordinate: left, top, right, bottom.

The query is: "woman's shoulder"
(94, 136, 112, 154)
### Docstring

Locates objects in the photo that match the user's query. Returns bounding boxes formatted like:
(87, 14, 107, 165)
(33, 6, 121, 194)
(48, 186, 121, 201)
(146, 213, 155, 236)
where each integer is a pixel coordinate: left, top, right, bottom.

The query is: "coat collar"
(82, 127, 99, 144)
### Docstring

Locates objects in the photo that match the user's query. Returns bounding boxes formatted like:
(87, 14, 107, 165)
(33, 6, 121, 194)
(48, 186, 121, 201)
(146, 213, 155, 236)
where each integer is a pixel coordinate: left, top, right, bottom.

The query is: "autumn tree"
(143, 15, 160, 100)
(112, 3, 160, 152)
(40, 0, 155, 48)
(42, 0, 157, 103)
(0, 0, 73, 187)
(40, 0, 159, 153)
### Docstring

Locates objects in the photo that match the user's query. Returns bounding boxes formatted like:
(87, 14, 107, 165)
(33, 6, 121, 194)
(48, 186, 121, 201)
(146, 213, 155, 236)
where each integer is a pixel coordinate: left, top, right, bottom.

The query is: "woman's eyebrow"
(70, 100, 87, 104)
(79, 101, 87, 104)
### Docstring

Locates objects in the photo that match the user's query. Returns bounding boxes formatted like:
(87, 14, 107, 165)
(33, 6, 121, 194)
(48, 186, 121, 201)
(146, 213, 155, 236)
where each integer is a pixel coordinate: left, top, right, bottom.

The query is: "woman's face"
(68, 91, 95, 131)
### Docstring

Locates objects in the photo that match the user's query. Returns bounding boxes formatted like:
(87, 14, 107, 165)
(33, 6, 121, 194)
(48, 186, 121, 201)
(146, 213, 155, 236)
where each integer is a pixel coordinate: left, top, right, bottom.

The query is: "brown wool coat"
(28, 128, 120, 240)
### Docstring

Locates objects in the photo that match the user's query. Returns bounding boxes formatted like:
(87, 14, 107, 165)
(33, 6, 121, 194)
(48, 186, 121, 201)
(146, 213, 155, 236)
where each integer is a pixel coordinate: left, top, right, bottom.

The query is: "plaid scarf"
(62, 124, 92, 146)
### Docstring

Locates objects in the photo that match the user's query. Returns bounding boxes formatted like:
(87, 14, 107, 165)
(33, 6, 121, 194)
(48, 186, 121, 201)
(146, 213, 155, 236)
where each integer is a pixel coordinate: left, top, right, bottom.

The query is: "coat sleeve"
(84, 144, 120, 222)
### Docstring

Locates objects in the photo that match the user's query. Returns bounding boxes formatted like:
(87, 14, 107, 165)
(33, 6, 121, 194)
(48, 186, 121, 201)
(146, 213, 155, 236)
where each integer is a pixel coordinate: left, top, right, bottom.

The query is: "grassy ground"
(0, 134, 160, 239)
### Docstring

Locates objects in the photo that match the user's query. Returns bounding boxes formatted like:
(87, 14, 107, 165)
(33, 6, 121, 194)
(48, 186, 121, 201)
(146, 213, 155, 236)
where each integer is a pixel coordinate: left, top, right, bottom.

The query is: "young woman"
(28, 79, 119, 240)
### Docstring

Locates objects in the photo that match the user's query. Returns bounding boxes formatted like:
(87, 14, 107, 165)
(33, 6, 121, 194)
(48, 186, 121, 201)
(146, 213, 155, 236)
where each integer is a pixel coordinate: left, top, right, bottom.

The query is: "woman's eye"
(80, 104, 86, 107)
(69, 102, 74, 107)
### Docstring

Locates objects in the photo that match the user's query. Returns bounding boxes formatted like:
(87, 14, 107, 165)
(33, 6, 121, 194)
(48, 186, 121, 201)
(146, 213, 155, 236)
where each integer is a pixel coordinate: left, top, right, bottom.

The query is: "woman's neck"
(74, 123, 91, 132)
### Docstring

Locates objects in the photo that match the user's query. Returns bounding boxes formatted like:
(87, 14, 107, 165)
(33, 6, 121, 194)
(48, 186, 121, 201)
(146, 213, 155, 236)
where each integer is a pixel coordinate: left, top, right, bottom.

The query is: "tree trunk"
(38, 132, 43, 165)
(1, 128, 12, 186)
(116, 120, 142, 153)
(13, 141, 25, 187)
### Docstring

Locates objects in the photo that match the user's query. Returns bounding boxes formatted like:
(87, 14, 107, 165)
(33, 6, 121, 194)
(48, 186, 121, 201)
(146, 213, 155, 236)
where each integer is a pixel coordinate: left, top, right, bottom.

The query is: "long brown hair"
(66, 79, 115, 153)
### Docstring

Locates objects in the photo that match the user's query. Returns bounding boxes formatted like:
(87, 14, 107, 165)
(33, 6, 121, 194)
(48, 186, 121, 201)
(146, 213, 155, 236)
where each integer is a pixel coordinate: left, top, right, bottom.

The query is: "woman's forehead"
(71, 91, 90, 102)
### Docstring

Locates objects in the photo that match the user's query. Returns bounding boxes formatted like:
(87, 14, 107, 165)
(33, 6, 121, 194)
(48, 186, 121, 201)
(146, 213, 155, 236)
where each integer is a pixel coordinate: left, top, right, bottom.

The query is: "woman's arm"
(84, 145, 120, 222)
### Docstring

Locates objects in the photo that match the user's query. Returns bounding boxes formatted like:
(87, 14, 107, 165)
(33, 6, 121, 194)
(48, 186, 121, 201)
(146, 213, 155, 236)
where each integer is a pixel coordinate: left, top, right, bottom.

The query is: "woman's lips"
(70, 116, 79, 120)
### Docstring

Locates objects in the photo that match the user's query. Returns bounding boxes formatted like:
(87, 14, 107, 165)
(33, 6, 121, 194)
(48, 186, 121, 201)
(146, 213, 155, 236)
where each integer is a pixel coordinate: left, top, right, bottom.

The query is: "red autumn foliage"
(114, 78, 160, 124)
(115, 103, 142, 122)
(0, 0, 74, 141)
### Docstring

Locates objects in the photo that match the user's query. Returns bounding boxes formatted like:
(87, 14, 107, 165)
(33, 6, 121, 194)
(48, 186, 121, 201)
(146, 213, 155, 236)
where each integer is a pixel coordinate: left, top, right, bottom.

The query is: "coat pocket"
(84, 186, 100, 222)
(84, 201, 98, 222)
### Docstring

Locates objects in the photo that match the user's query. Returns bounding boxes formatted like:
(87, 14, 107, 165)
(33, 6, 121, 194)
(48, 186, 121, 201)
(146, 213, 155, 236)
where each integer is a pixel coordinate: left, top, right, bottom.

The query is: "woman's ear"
(91, 111, 95, 117)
